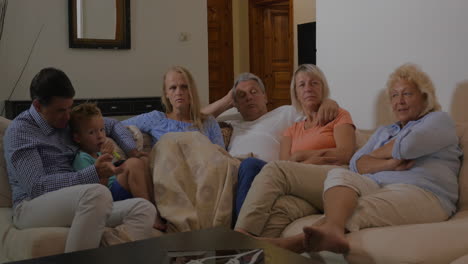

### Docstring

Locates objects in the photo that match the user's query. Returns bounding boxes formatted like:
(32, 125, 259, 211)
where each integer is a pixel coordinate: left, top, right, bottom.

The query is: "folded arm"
(355, 154, 414, 174)
(282, 124, 356, 165)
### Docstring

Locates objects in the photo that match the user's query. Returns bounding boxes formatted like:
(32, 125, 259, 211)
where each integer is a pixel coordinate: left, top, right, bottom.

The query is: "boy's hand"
(100, 140, 114, 155)
(95, 153, 123, 180)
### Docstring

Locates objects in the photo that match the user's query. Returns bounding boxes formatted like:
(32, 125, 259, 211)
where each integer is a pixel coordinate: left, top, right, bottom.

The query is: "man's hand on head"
(316, 98, 339, 126)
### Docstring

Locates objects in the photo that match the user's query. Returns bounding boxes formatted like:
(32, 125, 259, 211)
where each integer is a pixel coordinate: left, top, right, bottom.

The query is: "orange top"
(283, 108, 354, 154)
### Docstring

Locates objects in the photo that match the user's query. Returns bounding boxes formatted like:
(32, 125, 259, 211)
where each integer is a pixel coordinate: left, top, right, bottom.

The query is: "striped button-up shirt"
(4, 105, 136, 208)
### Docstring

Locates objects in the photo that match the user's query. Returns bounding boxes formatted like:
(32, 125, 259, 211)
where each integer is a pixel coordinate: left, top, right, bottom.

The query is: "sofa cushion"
(451, 253, 468, 264)
(0, 208, 67, 260)
(345, 215, 468, 264)
(0, 116, 12, 208)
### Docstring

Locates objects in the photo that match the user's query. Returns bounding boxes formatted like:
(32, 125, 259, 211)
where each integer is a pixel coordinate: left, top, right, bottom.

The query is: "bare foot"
(259, 234, 305, 253)
(153, 216, 167, 231)
(303, 224, 349, 253)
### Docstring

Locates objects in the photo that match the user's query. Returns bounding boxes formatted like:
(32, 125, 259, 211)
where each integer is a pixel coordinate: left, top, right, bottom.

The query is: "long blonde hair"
(161, 66, 207, 131)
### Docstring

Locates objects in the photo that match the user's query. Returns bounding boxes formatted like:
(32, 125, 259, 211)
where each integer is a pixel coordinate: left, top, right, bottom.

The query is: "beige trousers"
(325, 168, 449, 232)
(234, 160, 342, 237)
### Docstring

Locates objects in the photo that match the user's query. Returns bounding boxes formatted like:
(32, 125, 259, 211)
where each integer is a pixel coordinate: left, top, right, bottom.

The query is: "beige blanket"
(150, 132, 240, 233)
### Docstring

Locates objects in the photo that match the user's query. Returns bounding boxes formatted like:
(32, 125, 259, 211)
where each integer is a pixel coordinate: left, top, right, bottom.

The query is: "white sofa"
(280, 122, 468, 264)
(2, 112, 468, 263)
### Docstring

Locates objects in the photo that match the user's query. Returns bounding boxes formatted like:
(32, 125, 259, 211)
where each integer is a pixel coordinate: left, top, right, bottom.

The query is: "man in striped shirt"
(4, 68, 156, 253)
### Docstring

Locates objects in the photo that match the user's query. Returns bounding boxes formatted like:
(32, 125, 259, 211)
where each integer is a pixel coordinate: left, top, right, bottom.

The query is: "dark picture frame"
(68, 0, 131, 49)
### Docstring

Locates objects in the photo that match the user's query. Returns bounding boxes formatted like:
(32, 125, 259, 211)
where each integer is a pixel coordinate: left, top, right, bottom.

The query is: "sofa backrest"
(0, 116, 12, 207)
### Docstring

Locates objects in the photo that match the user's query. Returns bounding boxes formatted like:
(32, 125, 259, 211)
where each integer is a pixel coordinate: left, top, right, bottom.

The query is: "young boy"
(70, 103, 166, 230)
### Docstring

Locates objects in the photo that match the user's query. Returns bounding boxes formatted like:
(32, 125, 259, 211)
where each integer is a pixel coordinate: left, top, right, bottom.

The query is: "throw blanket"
(150, 132, 240, 232)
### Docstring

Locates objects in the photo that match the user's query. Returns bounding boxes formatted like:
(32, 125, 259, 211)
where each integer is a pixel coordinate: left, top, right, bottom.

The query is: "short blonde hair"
(162, 66, 206, 131)
(386, 63, 441, 117)
(290, 64, 330, 113)
(69, 102, 102, 133)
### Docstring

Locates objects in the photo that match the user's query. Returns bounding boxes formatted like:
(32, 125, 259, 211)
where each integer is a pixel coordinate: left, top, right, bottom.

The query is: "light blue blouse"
(122, 110, 225, 148)
(350, 111, 462, 216)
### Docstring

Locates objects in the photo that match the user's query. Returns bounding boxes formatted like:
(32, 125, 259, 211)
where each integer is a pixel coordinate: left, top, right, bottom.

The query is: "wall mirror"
(68, 0, 130, 49)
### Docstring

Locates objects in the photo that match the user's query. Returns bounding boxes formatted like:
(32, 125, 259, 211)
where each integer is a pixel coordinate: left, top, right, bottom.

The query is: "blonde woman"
(123, 66, 224, 147)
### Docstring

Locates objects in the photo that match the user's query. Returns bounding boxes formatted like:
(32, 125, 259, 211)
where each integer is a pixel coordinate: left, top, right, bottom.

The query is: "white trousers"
(13, 184, 156, 252)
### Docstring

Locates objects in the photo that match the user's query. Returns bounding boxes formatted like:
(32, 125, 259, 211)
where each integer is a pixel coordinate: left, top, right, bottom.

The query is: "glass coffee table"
(5, 227, 340, 264)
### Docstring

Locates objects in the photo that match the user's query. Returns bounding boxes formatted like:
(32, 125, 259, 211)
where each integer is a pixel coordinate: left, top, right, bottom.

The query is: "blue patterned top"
(350, 111, 462, 216)
(122, 110, 225, 148)
(4, 105, 137, 208)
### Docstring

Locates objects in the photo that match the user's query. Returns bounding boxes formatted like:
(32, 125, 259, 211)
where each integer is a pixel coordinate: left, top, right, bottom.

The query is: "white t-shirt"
(226, 105, 304, 162)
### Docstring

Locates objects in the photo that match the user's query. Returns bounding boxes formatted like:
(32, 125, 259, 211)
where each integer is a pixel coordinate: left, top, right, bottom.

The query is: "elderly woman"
(122, 66, 224, 148)
(234, 64, 356, 224)
(294, 63, 462, 253)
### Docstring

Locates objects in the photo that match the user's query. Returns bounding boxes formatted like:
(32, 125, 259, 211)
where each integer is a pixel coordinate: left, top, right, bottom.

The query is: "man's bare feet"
(153, 215, 167, 231)
(303, 224, 349, 253)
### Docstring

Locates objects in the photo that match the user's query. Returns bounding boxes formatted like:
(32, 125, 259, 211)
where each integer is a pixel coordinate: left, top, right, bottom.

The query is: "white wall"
(317, 0, 468, 129)
(293, 0, 315, 68)
(0, 0, 209, 116)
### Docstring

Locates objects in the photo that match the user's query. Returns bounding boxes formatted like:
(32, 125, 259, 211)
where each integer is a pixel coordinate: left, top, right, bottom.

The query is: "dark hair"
(30, 67, 75, 105)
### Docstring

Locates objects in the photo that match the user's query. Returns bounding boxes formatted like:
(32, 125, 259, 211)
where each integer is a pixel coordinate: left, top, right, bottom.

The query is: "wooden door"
(207, 0, 234, 103)
(250, 0, 293, 110)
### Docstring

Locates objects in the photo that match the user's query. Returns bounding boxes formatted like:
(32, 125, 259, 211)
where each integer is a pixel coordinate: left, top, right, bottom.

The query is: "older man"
(202, 72, 337, 162)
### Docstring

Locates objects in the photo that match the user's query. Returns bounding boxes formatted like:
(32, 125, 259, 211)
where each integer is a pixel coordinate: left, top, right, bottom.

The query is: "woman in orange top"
(280, 64, 355, 164)
(233, 64, 356, 222)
